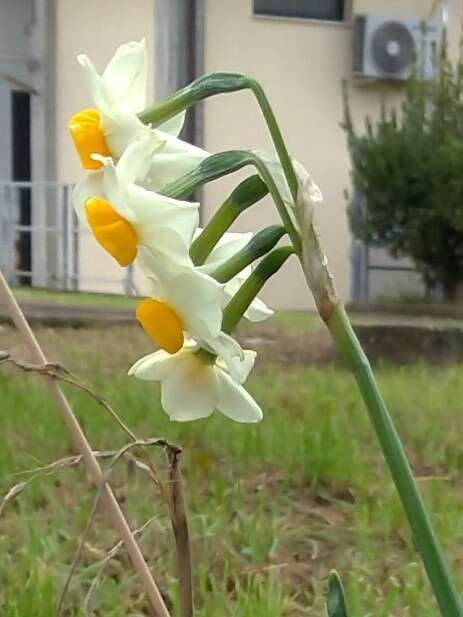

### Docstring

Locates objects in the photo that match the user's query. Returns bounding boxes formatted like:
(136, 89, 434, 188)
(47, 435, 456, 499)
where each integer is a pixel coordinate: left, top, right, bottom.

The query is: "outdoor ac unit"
(353, 14, 439, 81)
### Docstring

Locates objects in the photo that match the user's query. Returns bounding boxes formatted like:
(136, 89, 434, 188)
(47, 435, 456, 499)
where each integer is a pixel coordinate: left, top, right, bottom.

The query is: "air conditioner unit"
(353, 14, 439, 81)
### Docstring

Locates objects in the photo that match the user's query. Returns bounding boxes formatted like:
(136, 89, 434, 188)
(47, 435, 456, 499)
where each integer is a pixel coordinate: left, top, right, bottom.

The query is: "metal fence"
(0, 181, 134, 294)
(1, 181, 425, 301)
(350, 193, 425, 302)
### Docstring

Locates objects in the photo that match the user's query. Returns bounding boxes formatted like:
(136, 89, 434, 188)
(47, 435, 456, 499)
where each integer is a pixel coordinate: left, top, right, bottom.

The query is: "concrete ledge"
(0, 302, 134, 328)
(353, 323, 463, 365)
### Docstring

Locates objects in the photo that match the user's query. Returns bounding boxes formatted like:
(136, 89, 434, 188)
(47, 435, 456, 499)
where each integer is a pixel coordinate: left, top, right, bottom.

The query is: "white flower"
(129, 339, 262, 423)
(73, 136, 199, 267)
(197, 231, 273, 322)
(136, 246, 226, 354)
(69, 39, 207, 190)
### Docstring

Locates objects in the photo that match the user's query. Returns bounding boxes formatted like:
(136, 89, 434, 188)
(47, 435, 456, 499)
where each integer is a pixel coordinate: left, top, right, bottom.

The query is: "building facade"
(0, 0, 459, 308)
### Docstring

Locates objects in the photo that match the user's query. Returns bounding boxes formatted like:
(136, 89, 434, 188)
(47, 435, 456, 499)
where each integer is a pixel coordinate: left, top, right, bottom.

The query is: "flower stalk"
(327, 303, 463, 617)
(222, 246, 295, 334)
(163, 150, 301, 254)
(212, 225, 286, 283)
(137, 72, 298, 201)
(190, 175, 268, 265)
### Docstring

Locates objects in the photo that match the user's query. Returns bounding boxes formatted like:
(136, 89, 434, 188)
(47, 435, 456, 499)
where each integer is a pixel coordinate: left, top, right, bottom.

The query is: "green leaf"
(326, 571, 349, 617)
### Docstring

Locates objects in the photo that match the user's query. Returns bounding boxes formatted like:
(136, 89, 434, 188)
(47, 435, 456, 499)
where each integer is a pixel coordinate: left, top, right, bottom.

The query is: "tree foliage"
(343, 35, 463, 300)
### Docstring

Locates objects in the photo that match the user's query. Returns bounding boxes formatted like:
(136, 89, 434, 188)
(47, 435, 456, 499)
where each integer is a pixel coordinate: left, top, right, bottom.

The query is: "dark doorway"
(11, 90, 31, 285)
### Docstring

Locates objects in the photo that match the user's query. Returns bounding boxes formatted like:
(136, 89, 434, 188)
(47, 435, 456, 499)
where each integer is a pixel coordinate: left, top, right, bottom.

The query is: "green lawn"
(1, 321, 463, 616)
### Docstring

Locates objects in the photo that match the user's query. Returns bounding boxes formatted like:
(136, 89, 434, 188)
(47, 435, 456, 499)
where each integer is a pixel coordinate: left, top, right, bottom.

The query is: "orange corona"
(69, 108, 111, 170)
(136, 299, 185, 354)
(85, 197, 138, 266)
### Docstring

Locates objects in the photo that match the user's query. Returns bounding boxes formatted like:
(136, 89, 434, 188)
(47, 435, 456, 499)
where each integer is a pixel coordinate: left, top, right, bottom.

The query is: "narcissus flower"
(73, 137, 199, 267)
(198, 232, 273, 322)
(129, 339, 262, 423)
(69, 39, 207, 189)
(136, 246, 225, 355)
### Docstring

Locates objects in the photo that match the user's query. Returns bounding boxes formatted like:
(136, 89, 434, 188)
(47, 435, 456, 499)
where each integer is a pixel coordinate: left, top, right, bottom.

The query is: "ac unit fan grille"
(371, 21, 415, 74)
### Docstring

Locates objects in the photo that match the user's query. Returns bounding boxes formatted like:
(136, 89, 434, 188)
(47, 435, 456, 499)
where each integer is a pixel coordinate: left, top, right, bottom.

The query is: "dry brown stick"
(167, 448, 194, 617)
(2, 352, 193, 615)
(0, 269, 171, 617)
(1, 353, 172, 496)
(84, 516, 158, 616)
(55, 439, 164, 617)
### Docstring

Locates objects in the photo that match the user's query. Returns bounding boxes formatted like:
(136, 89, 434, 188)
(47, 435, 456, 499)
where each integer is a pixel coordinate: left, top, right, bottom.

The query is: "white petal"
(221, 271, 273, 323)
(143, 130, 208, 191)
(102, 39, 147, 113)
(127, 184, 199, 247)
(102, 109, 148, 159)
(244, 296, 274, 322)
(77, 54, 111, 114)
(216, 369, 263, 423)
(128, 349, 175, 380)
(157, 111, 186, 137)
(72, 173, 105, 223)
(116, 134, 163, 186)
(138, 248, 225, 340)
(161, 352, 220, 421)
(203, 333, 248, 383)
(142, 227, 194, 268)
(200, 232, 253, 274)
(168, 269, 224, 339)
(101, 163, 137, 222)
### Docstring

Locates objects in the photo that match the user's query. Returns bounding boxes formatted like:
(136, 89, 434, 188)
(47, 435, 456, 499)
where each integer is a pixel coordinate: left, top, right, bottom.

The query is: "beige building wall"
(54, 0, 155, 293)
(202, 0, 451, 309)
(53, 0, 460, 305)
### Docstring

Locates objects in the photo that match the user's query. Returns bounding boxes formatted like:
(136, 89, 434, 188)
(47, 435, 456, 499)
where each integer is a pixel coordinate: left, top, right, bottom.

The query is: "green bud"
(326, 571, 349, 617)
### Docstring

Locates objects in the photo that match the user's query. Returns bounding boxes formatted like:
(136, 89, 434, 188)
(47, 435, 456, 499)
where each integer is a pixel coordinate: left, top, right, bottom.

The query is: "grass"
(1, 320, 463, 616)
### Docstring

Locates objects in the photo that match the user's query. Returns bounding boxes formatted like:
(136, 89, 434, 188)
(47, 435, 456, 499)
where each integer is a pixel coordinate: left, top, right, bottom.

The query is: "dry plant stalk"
(1, 350, 195, 616)
(0, 268, 171, 617)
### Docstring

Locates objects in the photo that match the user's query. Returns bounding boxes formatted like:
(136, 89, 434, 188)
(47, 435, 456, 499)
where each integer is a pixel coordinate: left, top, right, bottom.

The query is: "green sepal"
(212, 225, 286, 283)
(326, 571, 349, 617)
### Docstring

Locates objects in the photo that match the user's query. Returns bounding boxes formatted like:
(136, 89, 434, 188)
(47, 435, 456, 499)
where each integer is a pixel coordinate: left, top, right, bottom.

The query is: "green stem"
(222, 246, 294, 334)
(328, 303, 463, 617)
(190, 175, 268, 265)
(212, 225, 286, 283)
(163, 150, 301, 254)
(138, 72, 298, 203)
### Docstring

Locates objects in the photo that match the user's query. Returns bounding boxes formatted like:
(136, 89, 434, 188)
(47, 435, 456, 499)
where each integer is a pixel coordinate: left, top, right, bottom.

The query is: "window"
(254, 0, 344, 22)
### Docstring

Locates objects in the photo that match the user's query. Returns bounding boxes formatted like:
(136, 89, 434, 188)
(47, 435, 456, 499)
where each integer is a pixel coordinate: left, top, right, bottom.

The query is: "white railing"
(0, 181, 134, 294)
